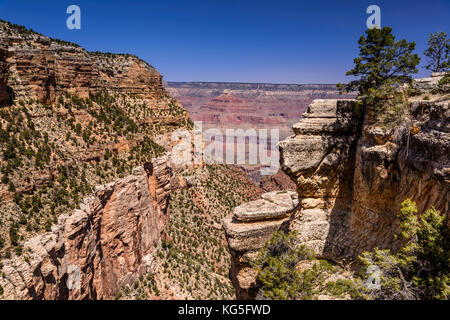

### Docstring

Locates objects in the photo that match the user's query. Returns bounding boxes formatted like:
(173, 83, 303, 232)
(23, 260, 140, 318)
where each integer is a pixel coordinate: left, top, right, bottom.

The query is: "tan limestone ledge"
(233, 191, 298, 222)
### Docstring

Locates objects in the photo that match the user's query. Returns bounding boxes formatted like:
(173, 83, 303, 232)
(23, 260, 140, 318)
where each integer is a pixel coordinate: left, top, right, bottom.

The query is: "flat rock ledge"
(223, 191, 298, 299)
(412, 73, 448, 94)
(233, 191, 298, 222)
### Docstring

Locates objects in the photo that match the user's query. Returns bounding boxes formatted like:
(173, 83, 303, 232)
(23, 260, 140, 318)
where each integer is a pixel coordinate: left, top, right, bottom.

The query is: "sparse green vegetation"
(358, 199, 449, 300)
(423, 32, 449, 73)
(252, 230, 359, 300)
(337, 27, 420, 124)
(0, 87, 189, 259)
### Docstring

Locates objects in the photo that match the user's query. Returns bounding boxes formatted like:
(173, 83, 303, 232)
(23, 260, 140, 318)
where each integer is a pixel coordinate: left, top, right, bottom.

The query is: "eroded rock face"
(0, 21, 164, 104)
(225, 90, 449, 298)
(347, 99, 449, 259)
(0, 155, 175, 300)
(259, 169, 296, 192)
(412, 73, 448, 94)
(0, 40, 9, 106)
(223, 191, 298, 299)
(278, 99, 363, 259)
(278, 96, 449, 262)
(279, 95, 449, 262)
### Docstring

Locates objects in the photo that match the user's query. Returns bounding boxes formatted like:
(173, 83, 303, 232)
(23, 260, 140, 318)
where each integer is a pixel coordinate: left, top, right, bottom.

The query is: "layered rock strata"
(278, 99, 364, 260)
(412, 72, 449, 94)
(0, 155, 177, 300)
(347, 98, 449, 258)
(280, 93, 448, 261)
(0, 21, 164, 104)
(166, 82, 355, 168)
(0, 41, 8, 106)
(223, 191, 298, 299)
(225, 83, 449, 298)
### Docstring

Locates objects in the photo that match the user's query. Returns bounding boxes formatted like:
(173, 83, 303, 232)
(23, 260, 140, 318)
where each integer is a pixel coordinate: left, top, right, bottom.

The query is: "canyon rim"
(0, 0, 449, 304)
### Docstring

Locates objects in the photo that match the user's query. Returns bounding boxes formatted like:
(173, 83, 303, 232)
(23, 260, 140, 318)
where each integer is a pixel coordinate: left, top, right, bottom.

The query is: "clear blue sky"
(0, 0, 449, 83)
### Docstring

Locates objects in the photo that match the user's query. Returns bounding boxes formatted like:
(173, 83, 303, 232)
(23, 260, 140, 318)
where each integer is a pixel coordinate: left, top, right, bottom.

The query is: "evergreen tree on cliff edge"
(338, 27, 420, 98)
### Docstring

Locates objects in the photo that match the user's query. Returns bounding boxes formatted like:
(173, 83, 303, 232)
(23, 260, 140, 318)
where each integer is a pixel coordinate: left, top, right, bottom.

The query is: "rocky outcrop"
(279, 95, 448, 262)
(167, 82, 355, 134)
(223, 191, 298, 299)
(347, 98, 449, 259)
(0, 40, 9, 106)
(225, 82, 449, 298)
(412, 72, 449, 94)
(166, 82, 355, 165)
(0, 155, 176, 300)
(278, 99, 364, 260)
(0, 21, 164, 104)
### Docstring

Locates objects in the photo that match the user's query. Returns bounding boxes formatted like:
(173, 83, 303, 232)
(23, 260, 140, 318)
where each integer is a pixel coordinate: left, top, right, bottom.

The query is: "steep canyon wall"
(0, 155, 178, 299)
(0, 21, 164, 104)
(225, 78, 449, 299)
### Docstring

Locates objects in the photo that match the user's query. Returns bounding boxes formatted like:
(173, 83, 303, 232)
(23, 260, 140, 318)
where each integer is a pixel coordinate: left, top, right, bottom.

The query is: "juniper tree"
(338, 27, 420, 97)
(423, 32, 449, 73)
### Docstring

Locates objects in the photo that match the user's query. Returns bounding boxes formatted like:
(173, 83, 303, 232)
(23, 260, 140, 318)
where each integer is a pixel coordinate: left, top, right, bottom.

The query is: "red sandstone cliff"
(0, 21, 193, 300)
(0, 155, 180, 300)
(0, 21, 163, 104)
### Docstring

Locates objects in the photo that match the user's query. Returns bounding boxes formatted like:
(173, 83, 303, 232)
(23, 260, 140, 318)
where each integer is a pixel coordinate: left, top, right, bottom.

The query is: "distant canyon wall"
(166, 82, 354, 140)
(166, 81, 354, 182)
(279, 96, 448, 262)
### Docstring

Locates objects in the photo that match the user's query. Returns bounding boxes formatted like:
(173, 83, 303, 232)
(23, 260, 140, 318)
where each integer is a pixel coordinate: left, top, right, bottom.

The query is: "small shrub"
(358, 199, 449, 300)
(253, 230, 320, 300)
(325, 279, 366, 299)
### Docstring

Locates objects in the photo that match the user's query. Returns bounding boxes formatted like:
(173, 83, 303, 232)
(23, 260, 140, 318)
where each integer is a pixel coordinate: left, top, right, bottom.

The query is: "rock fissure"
(225, 80, 449, 298)
(0, 156, 181, 299)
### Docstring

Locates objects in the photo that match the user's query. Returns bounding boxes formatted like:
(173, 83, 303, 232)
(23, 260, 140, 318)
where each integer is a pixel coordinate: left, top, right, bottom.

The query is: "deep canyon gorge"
(0, 19, 448, 301)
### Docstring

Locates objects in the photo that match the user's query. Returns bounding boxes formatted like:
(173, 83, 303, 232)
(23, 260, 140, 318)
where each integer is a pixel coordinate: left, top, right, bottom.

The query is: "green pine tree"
(338, 27, 420, 97)
(423, 32, 449, 73)
(359, 199, 449, 300)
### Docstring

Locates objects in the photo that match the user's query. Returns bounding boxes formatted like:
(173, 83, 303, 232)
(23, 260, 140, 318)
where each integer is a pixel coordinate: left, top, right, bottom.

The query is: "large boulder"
(223, 191, 298, 299)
